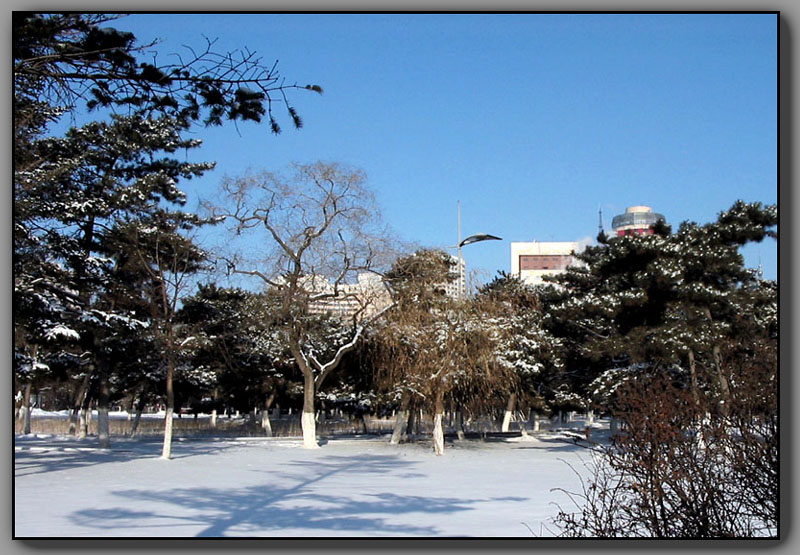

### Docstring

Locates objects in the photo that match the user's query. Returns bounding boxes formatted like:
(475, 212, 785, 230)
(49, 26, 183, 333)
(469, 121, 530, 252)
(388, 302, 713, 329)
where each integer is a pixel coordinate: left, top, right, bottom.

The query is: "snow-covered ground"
(14, 426, 605, 538)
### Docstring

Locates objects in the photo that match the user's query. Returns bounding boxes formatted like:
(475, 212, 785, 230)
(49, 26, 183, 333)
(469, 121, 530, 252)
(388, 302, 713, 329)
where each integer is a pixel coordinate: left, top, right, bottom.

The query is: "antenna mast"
(598, 207, 604, 236)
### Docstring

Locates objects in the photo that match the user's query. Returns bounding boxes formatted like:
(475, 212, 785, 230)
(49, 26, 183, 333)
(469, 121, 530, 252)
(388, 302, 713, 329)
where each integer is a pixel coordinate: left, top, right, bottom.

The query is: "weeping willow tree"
(372, 250, 518, 455)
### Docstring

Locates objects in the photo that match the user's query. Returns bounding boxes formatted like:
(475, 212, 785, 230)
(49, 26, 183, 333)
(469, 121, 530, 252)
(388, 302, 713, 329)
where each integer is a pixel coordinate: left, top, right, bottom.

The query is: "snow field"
(14, 432, 599, 538)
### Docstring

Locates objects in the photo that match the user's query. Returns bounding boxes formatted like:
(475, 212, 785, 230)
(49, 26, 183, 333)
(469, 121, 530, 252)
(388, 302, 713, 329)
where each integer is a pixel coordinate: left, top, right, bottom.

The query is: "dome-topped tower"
(611, 205, 666, 237)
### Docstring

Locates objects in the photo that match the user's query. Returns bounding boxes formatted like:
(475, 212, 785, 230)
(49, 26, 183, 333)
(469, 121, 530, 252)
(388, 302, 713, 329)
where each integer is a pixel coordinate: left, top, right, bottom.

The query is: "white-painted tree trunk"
(502, 393, 517, 433)
(301, 411, 319, 448)
(516, 411, 538, 442)
(210, 409, 217, 427)
(432, 413, 445, 456)
(586, 410, 594, 426)
(161, 408, 174, 459)
(78, 407, 89, 438)
(97, 407, 110, 449)
(501, 410, 513, 433)
(261, 410, 273, 437)
(531, 412, 540, 432)
(390, 409, 408, 444)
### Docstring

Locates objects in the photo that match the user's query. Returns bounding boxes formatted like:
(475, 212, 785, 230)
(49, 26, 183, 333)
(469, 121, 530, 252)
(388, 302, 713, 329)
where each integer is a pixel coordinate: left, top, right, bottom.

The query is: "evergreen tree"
(547, 201, 778, 538)
(13, 113, 214, 447)
(475, 272, 564, 428)
(543, 201, 777, 415)
(111, 209, 212, 458)
(178, 284, 292, 432)
(13, 13, 321, 135)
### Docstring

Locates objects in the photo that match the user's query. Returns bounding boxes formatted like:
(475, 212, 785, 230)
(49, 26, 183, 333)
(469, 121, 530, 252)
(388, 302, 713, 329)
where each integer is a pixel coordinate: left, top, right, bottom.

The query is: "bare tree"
(213, 162, 395, 448)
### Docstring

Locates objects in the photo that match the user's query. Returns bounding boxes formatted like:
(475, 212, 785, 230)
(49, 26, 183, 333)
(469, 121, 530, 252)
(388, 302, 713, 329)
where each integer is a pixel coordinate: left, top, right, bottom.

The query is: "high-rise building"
(510, 241, 585, 287)
(611, 205, 666, 237)
(444, 255, 466, 300)
(302, 272, 393, 320)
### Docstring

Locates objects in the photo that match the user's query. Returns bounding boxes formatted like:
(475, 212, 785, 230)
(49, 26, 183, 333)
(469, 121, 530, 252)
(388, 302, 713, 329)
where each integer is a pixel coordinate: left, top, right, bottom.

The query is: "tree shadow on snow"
(66, 453, 528, 537)
(14, 437, 240, 477)
(511, 437, 598, 453)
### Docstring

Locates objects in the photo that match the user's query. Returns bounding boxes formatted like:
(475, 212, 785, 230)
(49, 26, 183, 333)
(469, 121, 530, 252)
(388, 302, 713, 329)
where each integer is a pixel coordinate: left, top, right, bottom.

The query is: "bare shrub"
(553, 368, 777, 538)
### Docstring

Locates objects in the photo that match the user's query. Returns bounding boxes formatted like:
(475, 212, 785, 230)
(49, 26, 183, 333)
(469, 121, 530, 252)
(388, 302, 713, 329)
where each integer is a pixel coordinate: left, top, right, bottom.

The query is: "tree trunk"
(455, 406, 465, 440)
(97, 374, 111, 449)
(160, 356, 175, 459)
(301, 371, 319, 449)
(78, 403, 90, 439)
(130, 403, 143, 437)
(432, 413, 445, 456)
(517, 410, 537, 441)
(406, 406, 417, 441)
(211, 409, 217, 427)
(432, 393, 445, 456)
(501, 393, 517, 433)
(69, 374, 91, 436)
(21, 382, 32, 435)
(700, 307, 732, 415)
(262, 392, 276, 437)
(161, 407, 174, 459)
(390, 413, 408, 444)
(712, 344, 732, 416)
(687, 348, 702, 413)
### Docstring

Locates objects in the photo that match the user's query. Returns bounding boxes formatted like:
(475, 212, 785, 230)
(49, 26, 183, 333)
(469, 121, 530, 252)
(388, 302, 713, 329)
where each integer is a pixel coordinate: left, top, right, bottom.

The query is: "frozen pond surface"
(14, 430, 602, 538)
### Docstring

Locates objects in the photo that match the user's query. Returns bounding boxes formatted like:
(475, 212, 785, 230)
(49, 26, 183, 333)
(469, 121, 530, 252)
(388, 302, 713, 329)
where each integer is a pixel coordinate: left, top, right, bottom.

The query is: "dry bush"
(553, 366, 777, 538)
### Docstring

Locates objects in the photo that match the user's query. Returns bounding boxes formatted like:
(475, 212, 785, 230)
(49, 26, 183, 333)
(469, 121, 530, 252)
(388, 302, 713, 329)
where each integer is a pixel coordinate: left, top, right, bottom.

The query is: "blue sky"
(107, 13, 778, 283)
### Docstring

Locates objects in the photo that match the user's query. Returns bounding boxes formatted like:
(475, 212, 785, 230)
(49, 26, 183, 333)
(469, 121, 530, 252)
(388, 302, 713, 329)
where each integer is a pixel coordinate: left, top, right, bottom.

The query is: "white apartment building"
(510, 240, 584, 287)
(443, 255, 466, 300)
(304, 272, 393, 320)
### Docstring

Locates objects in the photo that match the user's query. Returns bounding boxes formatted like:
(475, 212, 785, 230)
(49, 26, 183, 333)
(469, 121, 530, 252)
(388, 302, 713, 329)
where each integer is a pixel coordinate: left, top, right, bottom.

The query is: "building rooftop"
(611, 205, 666, 231)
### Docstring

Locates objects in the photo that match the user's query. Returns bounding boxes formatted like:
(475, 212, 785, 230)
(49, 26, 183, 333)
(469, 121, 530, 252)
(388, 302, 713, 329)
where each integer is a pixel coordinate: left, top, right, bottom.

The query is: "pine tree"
(543, 201, 777, 415)
(13, 12, 320, 441)
(112, 209, 211, 458)
(14, 113, 215, 447)
(475, 272, 564, 430)
(178, 284, 292, 433)
(13, 13, 320, 135)
(547, 201, 778, 537)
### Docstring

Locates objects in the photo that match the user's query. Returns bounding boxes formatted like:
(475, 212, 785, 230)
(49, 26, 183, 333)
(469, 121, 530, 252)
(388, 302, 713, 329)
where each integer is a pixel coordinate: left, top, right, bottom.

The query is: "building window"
(519, 254, 572, 271)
